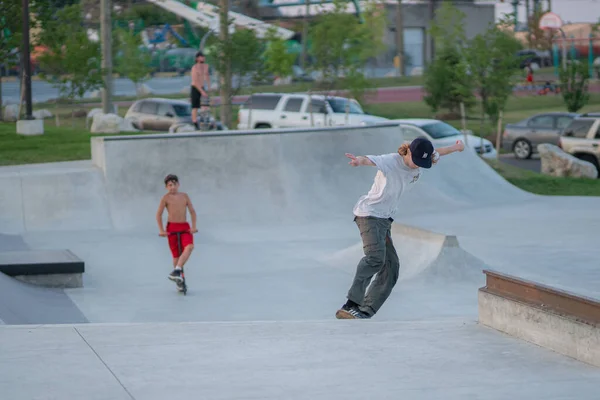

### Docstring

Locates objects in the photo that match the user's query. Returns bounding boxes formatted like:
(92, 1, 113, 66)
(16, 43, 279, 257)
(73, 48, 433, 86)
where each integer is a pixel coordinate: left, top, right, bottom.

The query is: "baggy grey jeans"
(347, 216, 400, 316)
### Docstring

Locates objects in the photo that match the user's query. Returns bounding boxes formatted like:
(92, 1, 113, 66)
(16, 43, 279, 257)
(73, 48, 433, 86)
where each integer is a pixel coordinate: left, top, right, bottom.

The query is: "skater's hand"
(159, 231, 168, 237)
(345, 153, 360, 167)
(455, 140, 465, 152)
(191, 228, 198, 234)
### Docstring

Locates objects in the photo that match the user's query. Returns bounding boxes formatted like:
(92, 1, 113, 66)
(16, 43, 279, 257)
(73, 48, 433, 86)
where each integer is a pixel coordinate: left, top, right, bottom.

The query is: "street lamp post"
(21, 0, 33, 120)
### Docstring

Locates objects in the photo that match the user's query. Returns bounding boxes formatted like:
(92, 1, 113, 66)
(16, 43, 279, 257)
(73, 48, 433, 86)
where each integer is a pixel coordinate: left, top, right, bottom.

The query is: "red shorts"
(526, 74, 533, 83)
(166, 222, 193, 258)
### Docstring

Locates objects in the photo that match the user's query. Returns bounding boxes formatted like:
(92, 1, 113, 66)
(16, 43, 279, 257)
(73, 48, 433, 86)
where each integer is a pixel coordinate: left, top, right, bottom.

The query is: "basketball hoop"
(539, 12, 563, 31)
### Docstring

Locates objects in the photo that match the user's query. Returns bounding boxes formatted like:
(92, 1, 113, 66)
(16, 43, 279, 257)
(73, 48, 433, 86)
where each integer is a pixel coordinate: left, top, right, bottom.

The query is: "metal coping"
(95, 123, 402, 142)
(480, 269, 600, 327)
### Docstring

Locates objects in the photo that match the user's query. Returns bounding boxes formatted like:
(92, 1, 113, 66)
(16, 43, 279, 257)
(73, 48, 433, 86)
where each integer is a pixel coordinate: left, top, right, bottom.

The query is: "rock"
(33, 109, 53, 119)
(136, 83, 154, 96)
(410, 67, 424, 76)
(3, 104, 19, 121)
(538, 144, 598, 179)
(16, 119, 44, 136)
(87, 106, 117, 119)
(90, 113, 139, 134)
(169, 123, 197, 133)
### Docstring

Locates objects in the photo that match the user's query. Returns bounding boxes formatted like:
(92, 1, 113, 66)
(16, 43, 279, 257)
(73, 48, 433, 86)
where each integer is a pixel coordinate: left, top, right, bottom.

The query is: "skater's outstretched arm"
(345, 153, 375, 167)
(436, 140, 465, 157)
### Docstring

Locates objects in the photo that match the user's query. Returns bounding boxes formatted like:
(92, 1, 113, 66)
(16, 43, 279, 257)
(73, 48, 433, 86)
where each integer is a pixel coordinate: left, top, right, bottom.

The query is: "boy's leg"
(174, 230, 194, 268)
(168, 232, 185, 282)
(175, 244, 194, 268)
(345, 217, 390, 306)
(360, 228, 400, 316)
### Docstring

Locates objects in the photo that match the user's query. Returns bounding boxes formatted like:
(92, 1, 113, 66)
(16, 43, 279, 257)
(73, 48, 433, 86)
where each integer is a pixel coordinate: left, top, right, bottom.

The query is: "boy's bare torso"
(164, 192, 190, 222)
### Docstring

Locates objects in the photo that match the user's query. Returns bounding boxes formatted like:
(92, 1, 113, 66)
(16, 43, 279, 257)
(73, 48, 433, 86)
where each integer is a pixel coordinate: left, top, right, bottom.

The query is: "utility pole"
(395, 0, 404, 76)
(101, 0, 113, 114)
(219, 0, 231, 128)
(301, 0, 309, 69)
(547, 0, 552, 11)
(525, 0, 531, 47)
(511, 0, 519, 28)
(429, 0, 435, 62)
(21, 0, 33, 120)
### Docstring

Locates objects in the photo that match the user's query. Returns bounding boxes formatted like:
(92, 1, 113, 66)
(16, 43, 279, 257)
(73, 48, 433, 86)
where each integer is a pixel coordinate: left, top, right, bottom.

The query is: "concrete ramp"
(323, 223, 486, 284)
(0, 161, 111, 233)
(0, 272, 88, 324)
(0, 234, 88, 325)
(91, 124, 533, 233)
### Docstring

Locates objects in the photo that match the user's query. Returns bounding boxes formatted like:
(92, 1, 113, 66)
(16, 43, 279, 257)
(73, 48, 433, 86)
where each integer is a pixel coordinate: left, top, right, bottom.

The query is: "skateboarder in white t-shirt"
(336, 137, 465, 319)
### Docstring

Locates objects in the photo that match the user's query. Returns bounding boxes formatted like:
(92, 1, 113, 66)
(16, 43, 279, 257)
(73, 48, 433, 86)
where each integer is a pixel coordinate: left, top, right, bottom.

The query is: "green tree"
(464, 25, 521, 147)
(309, 0, 386, 97)
(114, 28, 152, 97)
(559, 61, 590, 112)
(230, 28, 266, 92)
(37, 4, 104, 125)
(263, 27, 295, 83)
(423, 1, 474, 117)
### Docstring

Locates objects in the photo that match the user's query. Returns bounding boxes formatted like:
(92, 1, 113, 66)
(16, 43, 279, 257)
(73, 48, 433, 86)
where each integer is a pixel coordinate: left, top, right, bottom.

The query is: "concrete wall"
(479, 289, 600, 368)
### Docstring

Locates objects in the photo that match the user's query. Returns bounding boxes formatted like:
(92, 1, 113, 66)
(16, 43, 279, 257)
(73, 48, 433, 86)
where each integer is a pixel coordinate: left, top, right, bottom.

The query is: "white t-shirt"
(353, 152, 437, 219)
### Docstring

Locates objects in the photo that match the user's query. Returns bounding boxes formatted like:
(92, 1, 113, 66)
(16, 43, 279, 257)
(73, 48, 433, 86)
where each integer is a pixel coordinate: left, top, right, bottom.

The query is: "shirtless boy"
(156, 174, 198, 283)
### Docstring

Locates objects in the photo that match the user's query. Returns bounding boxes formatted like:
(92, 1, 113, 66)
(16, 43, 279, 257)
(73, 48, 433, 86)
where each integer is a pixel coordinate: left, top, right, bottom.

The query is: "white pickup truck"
(558, 115, 600, 172)
(236, 93, 389, 130)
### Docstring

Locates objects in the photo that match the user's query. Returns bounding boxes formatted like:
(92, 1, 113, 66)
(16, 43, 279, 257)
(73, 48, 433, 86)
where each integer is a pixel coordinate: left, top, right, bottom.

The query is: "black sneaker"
(168, 269, 183, 283)
(335, 305, 371, 320)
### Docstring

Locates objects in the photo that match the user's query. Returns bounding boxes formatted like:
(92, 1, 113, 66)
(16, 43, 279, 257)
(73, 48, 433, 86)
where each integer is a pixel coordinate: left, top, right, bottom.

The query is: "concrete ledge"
(16, 119, 44, 136)
(478, 277, 600, 368)
(13, 272, 83, 289)
(0, 250, 85, 288)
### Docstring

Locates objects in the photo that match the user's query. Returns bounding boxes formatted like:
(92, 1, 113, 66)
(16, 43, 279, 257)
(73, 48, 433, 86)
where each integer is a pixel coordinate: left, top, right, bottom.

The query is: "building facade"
(383, 1, 496, 75)
(261, 0, 495, 76)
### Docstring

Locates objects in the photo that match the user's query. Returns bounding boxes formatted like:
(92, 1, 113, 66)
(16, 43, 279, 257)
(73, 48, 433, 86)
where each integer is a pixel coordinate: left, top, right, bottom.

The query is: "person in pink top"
(190, 51, 210, 127)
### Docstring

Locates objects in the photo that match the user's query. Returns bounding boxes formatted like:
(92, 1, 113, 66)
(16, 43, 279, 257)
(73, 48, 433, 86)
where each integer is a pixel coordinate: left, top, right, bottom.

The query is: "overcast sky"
(495, 0, 600, 24)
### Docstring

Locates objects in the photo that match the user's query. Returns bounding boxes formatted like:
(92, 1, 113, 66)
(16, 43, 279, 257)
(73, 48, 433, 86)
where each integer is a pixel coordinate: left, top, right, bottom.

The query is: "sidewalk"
(1, 318, 598, 399)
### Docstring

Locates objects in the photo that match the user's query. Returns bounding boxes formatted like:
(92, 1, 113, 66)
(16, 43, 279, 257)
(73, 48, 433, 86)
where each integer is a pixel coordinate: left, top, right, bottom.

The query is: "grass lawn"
(364, 94, 600, 143)
(484, 158, 600, 196)
(0, 118, 150, 166)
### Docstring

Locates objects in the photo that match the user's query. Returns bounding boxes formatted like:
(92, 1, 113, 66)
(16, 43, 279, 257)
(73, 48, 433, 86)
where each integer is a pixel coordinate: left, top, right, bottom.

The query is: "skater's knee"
(184, 244, 194, 252)
(363, 249, 385, 266)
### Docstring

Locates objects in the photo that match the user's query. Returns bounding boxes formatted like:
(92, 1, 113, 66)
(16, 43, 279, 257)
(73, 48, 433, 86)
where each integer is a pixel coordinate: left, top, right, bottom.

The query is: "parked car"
(125, 98, 193, 131)
(558, 115, 600, 174)
(124, 97, 225, 132)
(501, 112, 580, 159)
(388, 118, 497, 159)
(236, 93, 388, 130)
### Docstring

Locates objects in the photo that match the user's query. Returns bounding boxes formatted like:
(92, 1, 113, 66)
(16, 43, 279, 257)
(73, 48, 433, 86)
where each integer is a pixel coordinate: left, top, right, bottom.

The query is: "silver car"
(125, 98, 194, 131)
(501, 112, 579, 159)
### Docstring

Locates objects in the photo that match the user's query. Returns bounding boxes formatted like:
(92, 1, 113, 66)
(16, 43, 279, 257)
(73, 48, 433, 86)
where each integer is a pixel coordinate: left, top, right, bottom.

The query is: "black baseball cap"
(410, 137, 435, 168)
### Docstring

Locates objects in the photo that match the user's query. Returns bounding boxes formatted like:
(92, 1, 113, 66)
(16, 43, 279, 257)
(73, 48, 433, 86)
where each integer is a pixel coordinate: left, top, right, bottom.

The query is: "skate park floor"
(1, 124, 599, 399)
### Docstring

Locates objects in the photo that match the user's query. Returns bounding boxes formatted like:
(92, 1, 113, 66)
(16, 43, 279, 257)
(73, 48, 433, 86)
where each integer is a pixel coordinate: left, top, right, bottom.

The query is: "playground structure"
(145, 0, 296, 43)
(539, 12, 600, 78)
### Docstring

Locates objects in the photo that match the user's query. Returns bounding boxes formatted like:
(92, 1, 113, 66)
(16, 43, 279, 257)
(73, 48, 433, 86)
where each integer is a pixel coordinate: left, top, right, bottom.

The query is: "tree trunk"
(219, 0, 232, 129)
(301, 0, 309, 70)
(395, 0, 404, 76)
(0, 76, 3, 122)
